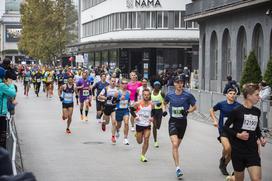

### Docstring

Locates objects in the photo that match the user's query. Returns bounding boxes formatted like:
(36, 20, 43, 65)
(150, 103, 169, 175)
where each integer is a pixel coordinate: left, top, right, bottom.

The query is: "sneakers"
(123, 138, 129, 145)
(140, 155, 148, 162)
(131, 127, 135, 132)
(154, 141, 159, 148)
(111, 136, 116, 144)
(176, 168, 183, 178)
(101, 123, 106, 132)
(219, 157, 229, 176)
(80, 115, 84, 121)
(66, 128, 71, 134)
(85, 116, 88, 122)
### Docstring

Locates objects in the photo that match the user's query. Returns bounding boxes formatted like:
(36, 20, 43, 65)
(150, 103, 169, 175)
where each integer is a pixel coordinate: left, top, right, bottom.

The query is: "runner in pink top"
(127, 71, 142, 131)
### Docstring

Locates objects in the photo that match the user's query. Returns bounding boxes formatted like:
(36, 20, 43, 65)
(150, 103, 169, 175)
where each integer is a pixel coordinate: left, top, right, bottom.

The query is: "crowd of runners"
(12, 62, 268, 181)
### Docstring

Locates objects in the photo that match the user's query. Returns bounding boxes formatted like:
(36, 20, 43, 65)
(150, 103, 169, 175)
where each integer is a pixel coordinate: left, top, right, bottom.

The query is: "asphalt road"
(14, 84, 272, 181)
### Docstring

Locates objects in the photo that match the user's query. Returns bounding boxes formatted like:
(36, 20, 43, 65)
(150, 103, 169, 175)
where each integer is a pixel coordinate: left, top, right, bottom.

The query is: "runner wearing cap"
(151, 81, 166, 148)
(164, 75, 197, 178)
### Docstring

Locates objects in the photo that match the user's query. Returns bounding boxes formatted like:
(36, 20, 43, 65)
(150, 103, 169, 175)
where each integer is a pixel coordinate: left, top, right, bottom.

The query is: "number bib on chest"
(64, 79, 68, 84)
(64, 93, 73, 102)
(83, 90, 89, 97)
(36, 79, 41, 83)
(172, 107, 184, 118)
(25, 77, 30, 82)
(242, 114, 258, 131)
(120, 100, 128, 109)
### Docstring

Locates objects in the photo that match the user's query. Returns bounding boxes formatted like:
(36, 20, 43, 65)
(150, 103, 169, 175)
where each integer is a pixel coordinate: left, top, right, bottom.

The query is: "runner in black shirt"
(223, 83, 266, 181)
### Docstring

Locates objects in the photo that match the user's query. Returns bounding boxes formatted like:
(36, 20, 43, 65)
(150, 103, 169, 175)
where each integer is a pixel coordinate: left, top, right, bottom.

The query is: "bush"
(263, 57, 272, 88)
(240, 51, 262, 87)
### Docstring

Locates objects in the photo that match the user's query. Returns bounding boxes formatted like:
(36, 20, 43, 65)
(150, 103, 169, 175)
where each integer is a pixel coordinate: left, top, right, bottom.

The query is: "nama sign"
(127, 0, 162, 8)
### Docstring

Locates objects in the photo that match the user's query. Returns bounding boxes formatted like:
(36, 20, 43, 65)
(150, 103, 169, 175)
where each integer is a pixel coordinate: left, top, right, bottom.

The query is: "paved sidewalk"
(14, 84, 272, 181)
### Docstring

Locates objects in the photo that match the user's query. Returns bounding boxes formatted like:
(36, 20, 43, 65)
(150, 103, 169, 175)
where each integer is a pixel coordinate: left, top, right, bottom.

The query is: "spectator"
(259, 80, 271, 129)
(0, 67, 16, 148)
(223, 76, 240, 95)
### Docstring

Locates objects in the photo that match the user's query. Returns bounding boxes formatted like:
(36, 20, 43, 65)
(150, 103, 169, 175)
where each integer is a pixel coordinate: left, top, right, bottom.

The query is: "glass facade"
(5, 0, 21, 12)
(83, 11, 198, 38)
(82, 0, 106, 10)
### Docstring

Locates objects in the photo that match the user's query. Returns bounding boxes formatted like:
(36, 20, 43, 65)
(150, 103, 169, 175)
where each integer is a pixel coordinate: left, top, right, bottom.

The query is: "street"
(14, 84, 272, 181)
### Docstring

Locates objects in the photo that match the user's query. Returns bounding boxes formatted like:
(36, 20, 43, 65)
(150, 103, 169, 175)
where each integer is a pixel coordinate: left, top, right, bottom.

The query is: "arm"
(223, 110, 238, 138)
(98, 88, 107, 101)
(209, 108, 218, 127)
(1, 83, 16, 98)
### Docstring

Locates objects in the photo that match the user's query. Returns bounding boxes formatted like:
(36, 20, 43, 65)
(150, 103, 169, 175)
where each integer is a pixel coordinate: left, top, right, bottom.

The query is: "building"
(185, 0, 272, 92)
(0, 0, 24, 63)
(68, 0, 199, 78)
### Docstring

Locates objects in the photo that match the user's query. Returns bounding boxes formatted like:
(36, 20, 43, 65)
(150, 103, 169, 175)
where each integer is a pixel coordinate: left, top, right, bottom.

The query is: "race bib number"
(120, 100, 128, 109)
(64, 93, 73, 102)
(25, 77, 29, 81)
(172, 107, 184, 118)
(36, 79, 41, 83)
(83, 90, 90, 97)
(242, 114, 258, 131)
(64, 79, 68, 84)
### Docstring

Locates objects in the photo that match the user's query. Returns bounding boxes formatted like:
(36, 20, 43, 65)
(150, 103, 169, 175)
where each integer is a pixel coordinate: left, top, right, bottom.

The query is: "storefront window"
(102, 51, 109, 65)
(174, 12, 179, 28)
(157, 11, 162, 28)
(163, 12, 168, 28)
(95, 52, 101, 66)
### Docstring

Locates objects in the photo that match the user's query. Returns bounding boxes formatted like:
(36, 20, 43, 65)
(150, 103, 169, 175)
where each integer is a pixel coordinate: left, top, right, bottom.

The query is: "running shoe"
(102, 123, 106, 132)
(80, 114, 84, 121)
(225, 176, 233, 181)
(85, 117, 88, 122)
(219, 157, 229, 176)
(140, 155, 148, 162)
(176, 168, 183, 178)
(123, 138, 129, 145)
(154, 142, 159, 148)
(111, 136, 116, 144)
(131, 127, 135, 132)
(66, 128, 71, 134)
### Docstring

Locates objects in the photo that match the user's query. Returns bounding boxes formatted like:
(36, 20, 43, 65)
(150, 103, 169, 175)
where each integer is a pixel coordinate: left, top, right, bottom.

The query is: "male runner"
(114, 79, 131, 145)
(131, 89, 154, 162)
(34, 69, 43, 97)
(59, 77, 76, 134)
(224, 83, 267, 181)
(92, 73, 109, 123)
(23, 68, 31, 96)
(98, 77, 119, 143)
(76, 72, 92, 122)
(164, 75, 197, 178)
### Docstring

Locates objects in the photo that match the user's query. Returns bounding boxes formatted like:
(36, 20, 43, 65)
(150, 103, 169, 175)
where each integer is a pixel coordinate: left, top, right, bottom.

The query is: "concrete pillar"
(205, 29, 211, 91)
(231, 27, 238, 81)
(217, 30, 223, 93)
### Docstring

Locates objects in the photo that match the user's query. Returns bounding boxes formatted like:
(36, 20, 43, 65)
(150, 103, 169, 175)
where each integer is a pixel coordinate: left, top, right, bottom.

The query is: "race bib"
(36, 79, 41, 83)
(25, 77, 29, 81)
(172, 107, 184, 118)
(64, 79, 68, 84)
(120, 100, 128, 109)
(242, 114, 258, 131)
(64, 93, 73, 102)
(83, 90, 90, 97)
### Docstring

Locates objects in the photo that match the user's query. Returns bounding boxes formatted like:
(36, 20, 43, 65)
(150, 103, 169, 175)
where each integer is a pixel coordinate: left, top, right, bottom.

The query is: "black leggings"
(0, 116, 8, 148)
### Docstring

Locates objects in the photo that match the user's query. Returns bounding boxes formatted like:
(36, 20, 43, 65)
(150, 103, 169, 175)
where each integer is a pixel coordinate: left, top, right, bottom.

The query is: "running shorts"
(96, 100, 104, 111)
(168, 117, 187, 139)
(231, 152, 261, 172)
(103, 105, 116, 116)
(116, 109, 130, 122)
(153, 109, 163, 130)
(62, 103, 74, 109)
(136, 125, 151, 133)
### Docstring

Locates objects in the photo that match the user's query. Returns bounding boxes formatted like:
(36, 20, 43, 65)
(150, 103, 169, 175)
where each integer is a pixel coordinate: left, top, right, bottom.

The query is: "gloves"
(59, 97, 64, 102)
(162, 111, 168, 117)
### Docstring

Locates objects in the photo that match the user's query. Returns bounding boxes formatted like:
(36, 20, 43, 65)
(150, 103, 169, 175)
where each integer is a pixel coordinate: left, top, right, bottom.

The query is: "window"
(137, 12, 142, 29)
(132, 12, 137, 29)
(163, 12, 168, 28)
(116, 13, 121, 30)
(174, 12, 179, 28)
(145, 12, 151, 28)
(151, 11, 156, 28)
(186, 21, 193, 29)
(157, 11, 162, 28)
(180, 11, 185, 28)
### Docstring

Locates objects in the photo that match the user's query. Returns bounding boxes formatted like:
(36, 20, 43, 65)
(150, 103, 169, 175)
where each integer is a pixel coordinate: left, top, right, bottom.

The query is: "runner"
(209, 88, 241, 176)
(34, 69, 43, 97)
(98, 77, 119, 143)
(92, 73, 109, 123)
(136, 78, 151, 101)
(130, 89, 154, 162)
(23, 68, 31, 96)
(151, 81, 166, 148)
(57, 69, 64, 91)
(127, 71, 142, 132)
(44, 68, 54, 98)
(114, 79, 131, 145)
(164, 75, 197, 178)
(58, 76, 76, 134)
(224, 83, 267, 181)
(76, 71, 92, 122)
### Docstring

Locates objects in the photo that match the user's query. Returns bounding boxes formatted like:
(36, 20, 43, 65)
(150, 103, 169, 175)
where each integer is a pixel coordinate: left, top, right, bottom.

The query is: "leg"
(123, 115, 129, 139)
(136, 131, 143, 144)
(247, 166, 261, 181)
(170, 135, 182, 167)
(221, 137, 232, 165)
(153, 118, 158, 142)
(111, 112, 117, 136)
(234, 171, 245, 181)
(142, 128, 151, 156)
(80, 102, 84, 120)
(67, 107, 74, 129)
(130, 116, 135, 130)
(62, 108, 68, 120)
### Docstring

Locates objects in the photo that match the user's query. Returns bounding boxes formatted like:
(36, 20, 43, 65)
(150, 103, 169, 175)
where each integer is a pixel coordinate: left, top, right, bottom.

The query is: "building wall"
(198, 5, 272, 92)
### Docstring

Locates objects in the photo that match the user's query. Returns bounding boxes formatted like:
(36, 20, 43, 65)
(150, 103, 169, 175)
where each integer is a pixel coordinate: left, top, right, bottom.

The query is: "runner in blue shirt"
(164, 75, 197, 179)
(210, 88, 241, 176)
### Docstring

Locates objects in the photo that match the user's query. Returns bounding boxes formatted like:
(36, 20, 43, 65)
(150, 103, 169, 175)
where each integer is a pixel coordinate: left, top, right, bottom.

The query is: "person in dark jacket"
(223, 76, 240, 95)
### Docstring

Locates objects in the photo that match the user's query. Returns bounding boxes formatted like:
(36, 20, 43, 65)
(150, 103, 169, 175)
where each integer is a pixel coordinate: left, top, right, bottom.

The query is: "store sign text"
(135, 0, 161, 8)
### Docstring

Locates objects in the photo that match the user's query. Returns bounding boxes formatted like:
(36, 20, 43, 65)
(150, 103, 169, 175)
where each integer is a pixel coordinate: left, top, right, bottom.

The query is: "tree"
(19, 0, 78, 63)
(240, 51, 262, 87)
(264, 57, 272, 87)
